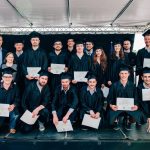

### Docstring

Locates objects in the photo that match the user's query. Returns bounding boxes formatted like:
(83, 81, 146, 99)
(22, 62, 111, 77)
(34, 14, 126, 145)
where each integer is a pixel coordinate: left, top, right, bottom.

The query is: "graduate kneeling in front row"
(80, 74, 105, 129)
(137, 67, 150, 132)
(107, 65, 144, 130)
(20, 70, 50, 133)
(52, 73, 78, 126)
(0, 67, 20, 134)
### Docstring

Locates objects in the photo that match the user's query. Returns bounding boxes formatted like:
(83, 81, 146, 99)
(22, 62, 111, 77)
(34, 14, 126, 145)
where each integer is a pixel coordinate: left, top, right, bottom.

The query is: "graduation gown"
(48, 50, 68, 94)
(108, 56, 125, 83)
(80, 86, 104, 119)
(13, 52, 25, 94)
(22, 48, 48, 77)
(69, 53, 92, 93)
(51, 85, 78, 121)
(90, 63, 107, 88)
(107, 80, 144, 125)
(136, 48, 150, 82)
(137, 83, 150, 119)
(22, 81, 50, 112)
(124, 51, 136, 82)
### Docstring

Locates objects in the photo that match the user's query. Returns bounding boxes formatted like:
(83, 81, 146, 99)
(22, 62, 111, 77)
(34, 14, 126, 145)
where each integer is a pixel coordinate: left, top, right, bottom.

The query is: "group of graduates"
(0, 29, 150, 134)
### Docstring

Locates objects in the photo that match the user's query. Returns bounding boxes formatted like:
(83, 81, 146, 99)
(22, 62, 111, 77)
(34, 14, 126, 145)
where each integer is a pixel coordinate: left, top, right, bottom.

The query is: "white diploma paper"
(82, 114, 101, 129)
(55, 120, 73, 132)
(143, 58, 150, 68)
(0, 104, 9, 117)
(51, 64, 65, 74)
(101, 87, 109, 98)
(20, 110, 39, 125)
(27, 67, 41, 77)
(117, 98, 134, 111)
(74, 71, 87, 82)
(142, 89, 150, 101)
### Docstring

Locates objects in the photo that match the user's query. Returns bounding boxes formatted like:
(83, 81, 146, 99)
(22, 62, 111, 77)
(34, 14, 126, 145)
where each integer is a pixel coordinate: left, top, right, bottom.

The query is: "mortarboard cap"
(142, 67, 150, 74)
(85, 72, 97, 81)
(61, 72, 72, 80)
(29, 31, 41, 39)
(2, 67, 16, 76)
(143, 29, 150, 37)
(38, 69, 49, 77)
(119, 64, 131, 72)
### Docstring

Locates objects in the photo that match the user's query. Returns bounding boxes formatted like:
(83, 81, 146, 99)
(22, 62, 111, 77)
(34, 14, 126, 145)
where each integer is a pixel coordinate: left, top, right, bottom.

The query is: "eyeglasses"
(3, 76, 12, 78)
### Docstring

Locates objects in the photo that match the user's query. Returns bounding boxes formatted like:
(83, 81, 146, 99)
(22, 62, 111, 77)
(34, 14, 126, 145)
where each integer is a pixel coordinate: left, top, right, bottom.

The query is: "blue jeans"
(0, 110, 19, 129)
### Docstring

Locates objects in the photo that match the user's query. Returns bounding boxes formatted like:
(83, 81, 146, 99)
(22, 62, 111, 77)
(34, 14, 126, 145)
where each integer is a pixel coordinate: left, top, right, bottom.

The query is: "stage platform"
(0, 124, 150, 150)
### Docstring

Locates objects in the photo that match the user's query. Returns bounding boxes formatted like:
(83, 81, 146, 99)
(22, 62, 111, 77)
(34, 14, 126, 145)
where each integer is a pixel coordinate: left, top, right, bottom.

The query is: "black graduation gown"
(90, 63, 107, 88)
(22, 48, 48, 77)
(48, 50, 68, 95)
(69, 53, 92, 93)
(0, 83, 20, 114)
(13, 52, 25, 95)
(108, 56, 125, 83)
(136, 48, 150, 82)
(124, 51, 136, 82)
(107, 80, 144, 125)
(22, 81, 50, 112)
(137, 83, 150, 119)
(80, 86, 104, 119)
(51, 85, 78, 121)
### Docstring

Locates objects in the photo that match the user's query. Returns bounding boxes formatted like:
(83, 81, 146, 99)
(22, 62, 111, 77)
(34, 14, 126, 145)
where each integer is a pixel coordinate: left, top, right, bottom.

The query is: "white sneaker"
(38, 121, 45, 132)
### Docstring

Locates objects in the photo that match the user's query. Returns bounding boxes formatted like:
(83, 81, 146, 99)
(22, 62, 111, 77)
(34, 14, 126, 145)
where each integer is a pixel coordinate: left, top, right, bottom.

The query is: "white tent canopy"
(0, 0, 150, 34)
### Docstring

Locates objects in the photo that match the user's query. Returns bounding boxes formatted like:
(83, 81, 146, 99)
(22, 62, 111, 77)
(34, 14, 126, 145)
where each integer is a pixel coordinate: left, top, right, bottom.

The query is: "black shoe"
(136, 123, 142, 129)
(113, 122, 120, 130)
(125, 123, 132, 131)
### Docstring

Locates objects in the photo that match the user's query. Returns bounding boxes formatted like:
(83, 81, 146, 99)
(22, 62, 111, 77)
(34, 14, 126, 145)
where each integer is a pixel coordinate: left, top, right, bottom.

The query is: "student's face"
(114, 44, 122, 53)
(61, 79, 70, 89)
(144, 35, 150, 47)
(38, 76, 48, 86)
(96, 49, 102, 57)
(119, 71, 130, 81)
(31, 38, 40, 47)
(123, 41, 131, 50)
(88, 79, 97, 89)
(6, 54, 14, 63)
(76, 44, 84, 53)
(14, 43, 24, 51)
(2, 74, 13, 84)
(67, 39, 75, 47)
(0, 36, 3, 47)
(53, 42, 62, 51)
(86, 42, 94, 51)
(142, 73, 150, 86)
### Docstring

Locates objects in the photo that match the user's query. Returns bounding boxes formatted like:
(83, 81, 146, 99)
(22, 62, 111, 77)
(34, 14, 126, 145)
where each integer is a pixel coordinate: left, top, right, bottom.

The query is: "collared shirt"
(36, 81, 43, 92)
(145, 47, 150, 53)
(16, 50, 23, 57)
(143, 83, 150, 89)
(124, 49, 131, 53)
(32, 46, 39, 51)
(87, 86, 96, 95)
(86, 49, 93, 56)
(0, 47, 2, 66)
(61, 85, 70, 94)
(76, 53, 83, 59)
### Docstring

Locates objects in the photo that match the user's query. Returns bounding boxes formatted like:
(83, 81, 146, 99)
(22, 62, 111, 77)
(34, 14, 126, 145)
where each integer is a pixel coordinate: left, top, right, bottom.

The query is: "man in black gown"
(21, 70, 50, 133)
(52, 73, 78, 126)
(137, 67, 150, 132)
(136, 30, 150, 83)
(0, 67, 20, 134)
(22, 31, 48, 85)
(107, 65, 144, 130)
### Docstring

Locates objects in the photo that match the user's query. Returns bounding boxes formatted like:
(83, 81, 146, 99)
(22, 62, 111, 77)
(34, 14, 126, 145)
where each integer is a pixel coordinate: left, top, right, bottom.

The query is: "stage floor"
(0, 124, 150, 150)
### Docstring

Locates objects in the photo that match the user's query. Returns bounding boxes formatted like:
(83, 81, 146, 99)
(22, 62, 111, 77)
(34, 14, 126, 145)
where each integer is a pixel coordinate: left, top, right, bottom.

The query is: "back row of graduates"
(0, 30, 150, 134)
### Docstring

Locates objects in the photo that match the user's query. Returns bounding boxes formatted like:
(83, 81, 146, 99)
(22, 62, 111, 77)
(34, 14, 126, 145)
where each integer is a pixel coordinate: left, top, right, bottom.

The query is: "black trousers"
(20, 108, 49, 133)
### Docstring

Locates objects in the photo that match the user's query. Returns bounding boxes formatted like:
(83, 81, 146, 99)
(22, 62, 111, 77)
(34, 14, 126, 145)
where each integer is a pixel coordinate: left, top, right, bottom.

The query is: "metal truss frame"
(0, 25, 148, 35)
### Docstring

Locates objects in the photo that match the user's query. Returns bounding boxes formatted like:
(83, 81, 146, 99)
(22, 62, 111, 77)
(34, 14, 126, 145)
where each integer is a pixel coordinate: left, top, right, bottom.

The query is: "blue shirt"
(0, 47, 2, 66)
